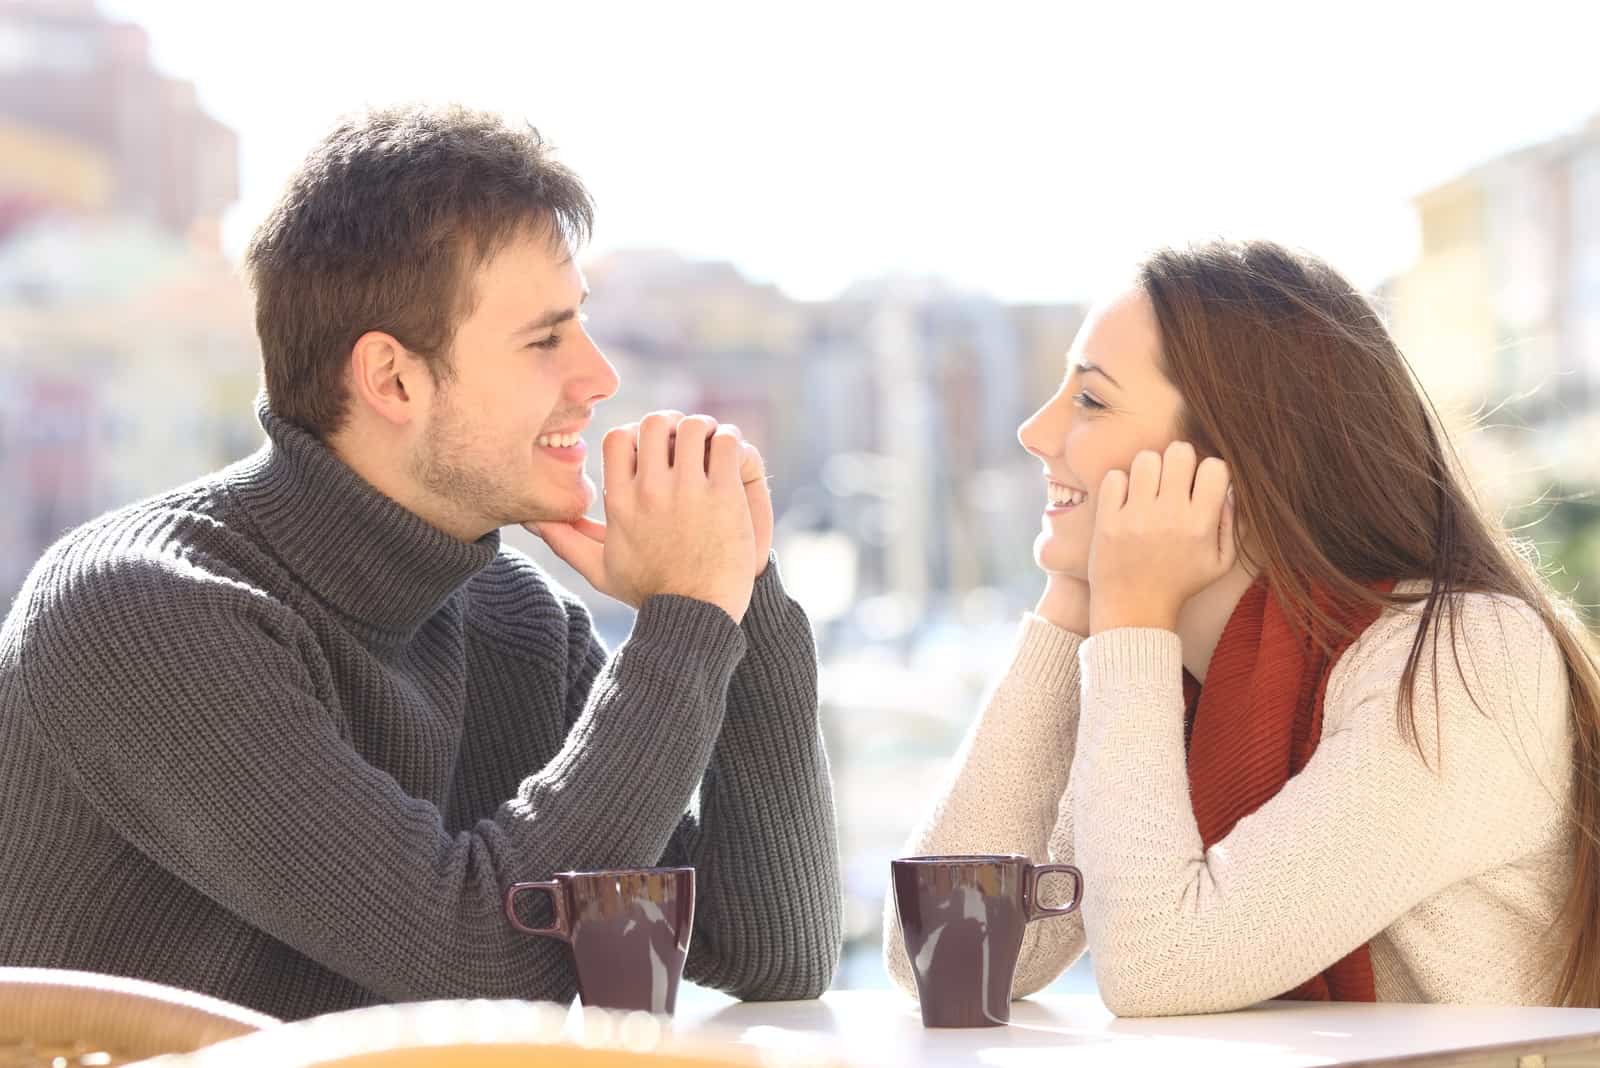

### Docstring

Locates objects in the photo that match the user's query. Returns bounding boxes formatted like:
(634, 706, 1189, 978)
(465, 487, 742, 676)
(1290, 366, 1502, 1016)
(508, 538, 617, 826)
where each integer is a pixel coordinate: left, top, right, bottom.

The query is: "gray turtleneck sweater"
(0, 403, 842, 1021)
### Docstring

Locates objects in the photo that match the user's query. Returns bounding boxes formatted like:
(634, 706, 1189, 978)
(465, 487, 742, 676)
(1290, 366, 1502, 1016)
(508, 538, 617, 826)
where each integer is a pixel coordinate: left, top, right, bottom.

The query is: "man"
(0, 104, 841, 1020)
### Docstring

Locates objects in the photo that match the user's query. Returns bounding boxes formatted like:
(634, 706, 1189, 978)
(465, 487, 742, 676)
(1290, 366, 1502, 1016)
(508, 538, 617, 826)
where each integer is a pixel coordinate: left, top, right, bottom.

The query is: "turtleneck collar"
(227, 396, 500, 637)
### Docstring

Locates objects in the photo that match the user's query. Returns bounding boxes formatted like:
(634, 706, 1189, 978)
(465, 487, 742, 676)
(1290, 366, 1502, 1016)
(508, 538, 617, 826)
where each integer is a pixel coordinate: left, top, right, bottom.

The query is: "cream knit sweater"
(883, 586, 1575, 1016)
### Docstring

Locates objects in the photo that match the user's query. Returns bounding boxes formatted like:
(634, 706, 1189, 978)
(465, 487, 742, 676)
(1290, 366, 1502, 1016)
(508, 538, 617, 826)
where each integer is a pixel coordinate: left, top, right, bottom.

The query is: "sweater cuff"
(1008, 612, 1086, 694)
(1079, 627, 1185, 697)
(742, 552, 803, 641)
(729, 553, 818, 719)
(633, 593, 749, 685)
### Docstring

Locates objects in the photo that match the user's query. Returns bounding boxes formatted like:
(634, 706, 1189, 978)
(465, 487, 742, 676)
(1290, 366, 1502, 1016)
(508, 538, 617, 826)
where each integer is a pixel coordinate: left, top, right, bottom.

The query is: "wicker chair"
(0, 967, 276, 1067)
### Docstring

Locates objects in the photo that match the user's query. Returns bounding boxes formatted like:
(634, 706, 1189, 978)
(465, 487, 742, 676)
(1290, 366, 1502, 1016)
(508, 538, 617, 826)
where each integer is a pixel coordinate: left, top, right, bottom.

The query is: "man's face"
(410, 231, 619, 537)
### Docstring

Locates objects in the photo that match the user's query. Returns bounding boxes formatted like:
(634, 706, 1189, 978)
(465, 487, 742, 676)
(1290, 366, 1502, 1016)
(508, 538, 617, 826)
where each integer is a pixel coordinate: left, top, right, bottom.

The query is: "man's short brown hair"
(245, 104, 594, 438)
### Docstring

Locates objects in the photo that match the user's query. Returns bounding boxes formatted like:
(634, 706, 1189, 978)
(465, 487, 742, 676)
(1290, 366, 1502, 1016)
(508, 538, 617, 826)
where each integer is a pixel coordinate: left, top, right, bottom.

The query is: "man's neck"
(328, 425, 488, 545)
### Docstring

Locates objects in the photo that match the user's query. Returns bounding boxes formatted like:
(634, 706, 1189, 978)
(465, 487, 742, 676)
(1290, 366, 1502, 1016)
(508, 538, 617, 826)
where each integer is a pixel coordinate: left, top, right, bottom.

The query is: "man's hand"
(529, 411, 759, 623)
(737, 439, 773, 578)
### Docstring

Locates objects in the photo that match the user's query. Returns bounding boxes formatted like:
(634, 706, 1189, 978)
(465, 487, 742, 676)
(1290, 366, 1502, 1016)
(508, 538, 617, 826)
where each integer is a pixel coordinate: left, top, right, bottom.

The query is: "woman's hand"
(1087, 441, 1235, 635)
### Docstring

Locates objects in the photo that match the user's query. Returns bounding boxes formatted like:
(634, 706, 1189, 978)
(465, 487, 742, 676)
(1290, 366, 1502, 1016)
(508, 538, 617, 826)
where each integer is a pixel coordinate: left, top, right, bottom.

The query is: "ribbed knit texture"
(884, 586, 1572, 1017)
(1182, 578, 1392, 1003)
(0, 401, 842, 1020)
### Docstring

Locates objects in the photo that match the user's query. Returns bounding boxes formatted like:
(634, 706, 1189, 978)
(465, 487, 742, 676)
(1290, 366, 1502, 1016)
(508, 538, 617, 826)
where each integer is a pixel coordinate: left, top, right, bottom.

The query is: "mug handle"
(1024, 863, 1082, 921)
(505, 881, 571, 941)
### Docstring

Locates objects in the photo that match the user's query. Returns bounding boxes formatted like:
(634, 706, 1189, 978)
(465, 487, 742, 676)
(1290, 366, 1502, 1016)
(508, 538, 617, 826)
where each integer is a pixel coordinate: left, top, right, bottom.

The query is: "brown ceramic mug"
(505, 866, 695, 1015)
(891, 853, 1082, 1028)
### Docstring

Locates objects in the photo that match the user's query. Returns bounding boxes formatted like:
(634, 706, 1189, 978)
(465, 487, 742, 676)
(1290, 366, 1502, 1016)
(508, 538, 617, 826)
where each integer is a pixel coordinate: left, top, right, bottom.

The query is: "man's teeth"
(537, 432, 581, 448)
(1048, 481, 1087, 507)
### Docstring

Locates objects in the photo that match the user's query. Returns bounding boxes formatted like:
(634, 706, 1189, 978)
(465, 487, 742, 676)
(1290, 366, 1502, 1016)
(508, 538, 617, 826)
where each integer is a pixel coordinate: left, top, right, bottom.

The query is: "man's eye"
(530, 334, 562, 350)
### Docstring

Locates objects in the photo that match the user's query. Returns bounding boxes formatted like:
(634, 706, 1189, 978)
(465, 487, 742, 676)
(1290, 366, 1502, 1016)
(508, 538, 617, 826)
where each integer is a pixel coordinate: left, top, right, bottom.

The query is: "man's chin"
(512, 475, 597, 529)
(518, 500, 593, 529)
(515, 508, 586, 530)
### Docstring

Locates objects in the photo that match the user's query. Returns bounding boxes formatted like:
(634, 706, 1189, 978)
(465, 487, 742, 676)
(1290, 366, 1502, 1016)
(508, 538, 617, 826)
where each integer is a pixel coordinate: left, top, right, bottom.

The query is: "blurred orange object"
(128, 998, 835, 1068)
(0, 966, 275, 1066)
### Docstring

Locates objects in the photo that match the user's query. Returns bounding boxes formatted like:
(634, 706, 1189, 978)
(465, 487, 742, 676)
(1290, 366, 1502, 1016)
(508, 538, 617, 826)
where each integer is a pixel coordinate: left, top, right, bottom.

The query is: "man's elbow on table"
(735, 934, 841, 1002)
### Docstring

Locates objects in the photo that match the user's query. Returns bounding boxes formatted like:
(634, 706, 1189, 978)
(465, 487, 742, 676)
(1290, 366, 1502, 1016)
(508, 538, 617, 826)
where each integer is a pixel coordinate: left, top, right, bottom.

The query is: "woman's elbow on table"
(882, 938, 919, 1001)
(1094, 960, 1256, 1019)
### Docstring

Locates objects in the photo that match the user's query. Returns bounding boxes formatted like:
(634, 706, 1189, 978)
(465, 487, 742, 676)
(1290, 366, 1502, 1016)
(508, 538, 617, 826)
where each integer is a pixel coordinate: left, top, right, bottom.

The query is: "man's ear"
(349, 331, 430, 428)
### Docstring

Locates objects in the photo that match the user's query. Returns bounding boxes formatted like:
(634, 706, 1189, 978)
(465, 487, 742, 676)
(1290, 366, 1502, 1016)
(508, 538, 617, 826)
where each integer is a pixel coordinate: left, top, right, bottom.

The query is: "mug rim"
(892, 853, 1028, 865)
(552, 865, 696, 879)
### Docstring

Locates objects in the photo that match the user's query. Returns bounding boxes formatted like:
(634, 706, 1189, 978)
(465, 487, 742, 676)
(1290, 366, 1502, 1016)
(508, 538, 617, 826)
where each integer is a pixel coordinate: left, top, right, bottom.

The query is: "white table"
(672, 989, 1600, 1067)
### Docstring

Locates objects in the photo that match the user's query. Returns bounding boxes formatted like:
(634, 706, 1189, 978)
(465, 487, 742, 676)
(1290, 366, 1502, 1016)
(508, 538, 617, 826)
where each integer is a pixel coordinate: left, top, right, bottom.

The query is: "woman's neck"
(1175, 561, 1257, 683)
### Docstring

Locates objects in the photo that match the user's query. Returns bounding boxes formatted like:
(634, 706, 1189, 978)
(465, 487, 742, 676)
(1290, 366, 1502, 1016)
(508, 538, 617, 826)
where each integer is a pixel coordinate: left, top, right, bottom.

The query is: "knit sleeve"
(18, 552, 746, 1004)
(1069, 594, 1571, 1017)
(659, 553, 843, 1001)
(881, 612, 1089, 1001)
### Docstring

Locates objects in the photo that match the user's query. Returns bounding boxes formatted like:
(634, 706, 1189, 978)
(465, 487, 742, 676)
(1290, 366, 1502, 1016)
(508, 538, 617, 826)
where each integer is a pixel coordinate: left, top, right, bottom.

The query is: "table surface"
(671, 989, 1600, 1067)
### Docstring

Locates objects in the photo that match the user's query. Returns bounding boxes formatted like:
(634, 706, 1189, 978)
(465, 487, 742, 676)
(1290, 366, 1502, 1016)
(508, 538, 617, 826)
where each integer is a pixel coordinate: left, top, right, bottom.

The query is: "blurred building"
(569, 251, 1085, 636)
(1392, 113, 1600, 497)
(0, 0, 257, 607)
(0, 0, 238, 246)
(0, 117, 112, 238)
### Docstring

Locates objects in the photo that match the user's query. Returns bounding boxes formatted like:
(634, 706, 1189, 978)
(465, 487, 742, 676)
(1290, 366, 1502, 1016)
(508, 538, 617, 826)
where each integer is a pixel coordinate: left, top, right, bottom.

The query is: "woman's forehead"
(1075, 286, 1161, 377)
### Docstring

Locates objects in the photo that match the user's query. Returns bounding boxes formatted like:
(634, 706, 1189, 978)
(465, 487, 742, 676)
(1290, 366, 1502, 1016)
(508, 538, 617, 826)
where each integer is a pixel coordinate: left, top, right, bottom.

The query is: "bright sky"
(102, 0, 1600, 303)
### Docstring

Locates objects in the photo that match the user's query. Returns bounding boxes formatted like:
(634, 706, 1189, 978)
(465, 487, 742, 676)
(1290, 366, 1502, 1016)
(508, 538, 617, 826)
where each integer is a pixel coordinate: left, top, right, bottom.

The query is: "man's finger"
(637, 411, 684, 481)
(741, 443, 774, 574)
(737, 440, 766, 484)
(674, 415, 719, 481)
(568, 515, 608, 543)
(530, 521, 607, 591)
(602, 425, 639, 489)
(707, 425, 742, 486)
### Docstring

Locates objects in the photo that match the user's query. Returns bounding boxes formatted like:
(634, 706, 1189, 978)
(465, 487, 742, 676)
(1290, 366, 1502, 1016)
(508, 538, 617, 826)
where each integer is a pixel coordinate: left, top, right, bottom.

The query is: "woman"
(882, 239, 1600, 1016)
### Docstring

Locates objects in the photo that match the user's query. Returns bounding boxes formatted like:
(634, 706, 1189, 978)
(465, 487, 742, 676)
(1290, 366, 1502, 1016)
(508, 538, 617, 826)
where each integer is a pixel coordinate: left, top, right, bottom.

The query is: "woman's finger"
(1160, 441, 1198, 501)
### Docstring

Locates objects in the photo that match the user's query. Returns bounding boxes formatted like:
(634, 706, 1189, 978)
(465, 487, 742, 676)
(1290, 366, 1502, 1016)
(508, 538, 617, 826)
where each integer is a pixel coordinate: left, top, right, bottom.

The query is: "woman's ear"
(1227, 488, 1263, 578)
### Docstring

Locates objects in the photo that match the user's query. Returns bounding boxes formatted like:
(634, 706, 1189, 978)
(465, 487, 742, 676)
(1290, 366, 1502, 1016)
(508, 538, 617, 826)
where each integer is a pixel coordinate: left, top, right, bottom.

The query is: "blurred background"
(3, 0, 1599, 994)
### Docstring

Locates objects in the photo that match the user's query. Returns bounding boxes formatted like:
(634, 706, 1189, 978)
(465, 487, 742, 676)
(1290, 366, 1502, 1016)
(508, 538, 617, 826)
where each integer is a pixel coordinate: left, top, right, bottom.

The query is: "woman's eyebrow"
(1076, 360, 1122, 389)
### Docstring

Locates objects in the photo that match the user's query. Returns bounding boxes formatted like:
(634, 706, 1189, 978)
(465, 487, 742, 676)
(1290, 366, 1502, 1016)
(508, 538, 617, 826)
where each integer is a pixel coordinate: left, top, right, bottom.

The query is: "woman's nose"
(1018, 397, 1066, 459)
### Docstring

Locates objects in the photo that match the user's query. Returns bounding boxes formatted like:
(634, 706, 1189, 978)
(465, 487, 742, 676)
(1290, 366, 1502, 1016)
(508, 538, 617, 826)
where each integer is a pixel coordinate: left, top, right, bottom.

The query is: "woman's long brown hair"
(1139, 239, 1600, 1006)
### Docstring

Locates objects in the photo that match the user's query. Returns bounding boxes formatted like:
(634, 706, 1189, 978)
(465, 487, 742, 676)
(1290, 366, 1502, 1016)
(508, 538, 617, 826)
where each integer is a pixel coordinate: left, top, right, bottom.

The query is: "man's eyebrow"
(511, 289, 590, 337)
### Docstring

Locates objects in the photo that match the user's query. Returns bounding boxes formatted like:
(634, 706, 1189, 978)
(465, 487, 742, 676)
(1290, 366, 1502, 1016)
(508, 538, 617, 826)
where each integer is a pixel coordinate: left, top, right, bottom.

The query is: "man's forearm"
(669, 559, 843, 999)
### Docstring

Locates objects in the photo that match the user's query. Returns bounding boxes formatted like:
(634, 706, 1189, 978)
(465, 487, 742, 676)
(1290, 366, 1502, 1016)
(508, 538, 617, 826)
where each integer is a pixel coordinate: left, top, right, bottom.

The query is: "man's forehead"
(476, 238, 581, 295)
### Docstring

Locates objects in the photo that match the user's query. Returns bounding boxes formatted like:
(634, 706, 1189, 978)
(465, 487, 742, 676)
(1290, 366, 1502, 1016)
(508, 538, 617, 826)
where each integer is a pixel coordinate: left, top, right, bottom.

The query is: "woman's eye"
(1072, 391, 1106, 411)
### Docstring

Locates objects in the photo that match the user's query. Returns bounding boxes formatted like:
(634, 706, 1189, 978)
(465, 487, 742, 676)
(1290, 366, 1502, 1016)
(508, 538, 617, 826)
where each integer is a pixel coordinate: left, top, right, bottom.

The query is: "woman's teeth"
(1048, 481, 1087, 507)
(537, 432, 581, 448)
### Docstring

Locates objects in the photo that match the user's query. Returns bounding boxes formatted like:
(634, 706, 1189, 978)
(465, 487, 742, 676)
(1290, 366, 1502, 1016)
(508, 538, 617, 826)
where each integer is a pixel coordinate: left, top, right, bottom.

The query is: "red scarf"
(1181, 576, 1395, 1002)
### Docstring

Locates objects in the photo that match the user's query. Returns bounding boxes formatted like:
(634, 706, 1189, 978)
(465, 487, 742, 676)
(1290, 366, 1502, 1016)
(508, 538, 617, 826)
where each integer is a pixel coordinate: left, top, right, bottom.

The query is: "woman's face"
(1017, 285, 1185, 578)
